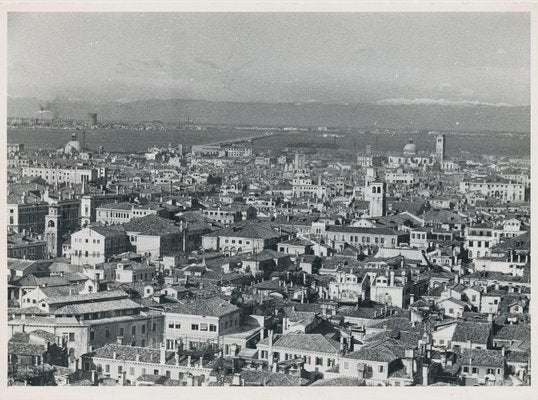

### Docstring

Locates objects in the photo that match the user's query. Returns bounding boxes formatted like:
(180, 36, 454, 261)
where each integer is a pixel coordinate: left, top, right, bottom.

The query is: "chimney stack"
(159, 342, 166, 364)
(268, 329, 274, 365)
(422, 364, 429, 386)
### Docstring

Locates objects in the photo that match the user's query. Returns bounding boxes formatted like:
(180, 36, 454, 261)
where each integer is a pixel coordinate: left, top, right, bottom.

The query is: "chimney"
(118, 371, 126, 386)
(159, 342, 166, 364)
(501, 346, 506, 357)
(440, 350, 447, 367)
(135, 353, 140, 362)
(268, 329, 274, 365)
(422, 364, 429, 386)
(187, 355, 192, 367)
(232, 373, 243, 386)
(186, 374, 195, 386)
(389, 271, 395, 287)
(404, 349, 415, 375)
(112, 351, 117, 360)
(91, 370, 98, 385)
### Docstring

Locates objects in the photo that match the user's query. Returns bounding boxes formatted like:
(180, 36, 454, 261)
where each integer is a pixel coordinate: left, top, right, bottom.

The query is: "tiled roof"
(203, 221, 286, 240)
(88, 343, 161, 363)
(122, 214, 182, 235)
(460, 348, 504, 367)
(54, 298, 141, 315)
(505, 350, 529, 364)
(310, 377, 365, 386)
(98, 202, 134, 210)
(260, 333, 340, 354)
(44, 289, 128, 305)
(29, 329, 56, 342)
(240, 370, 307, 386)
(163, 297, 238, 317)
(370, 317, 414, 332)
(8, 341, 46, 356)
(492, 323, 530, 341)
(87, 343, 218, 368)
(89, 225, 127, 237)
(345, 338, 405, 362)
(452, 321, 491, 343)
(17, 274, 70, 287)
(326, 225, 399, 235)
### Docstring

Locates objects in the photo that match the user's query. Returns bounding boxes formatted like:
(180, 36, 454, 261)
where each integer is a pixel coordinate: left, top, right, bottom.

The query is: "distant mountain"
(7, 96, 530, 132)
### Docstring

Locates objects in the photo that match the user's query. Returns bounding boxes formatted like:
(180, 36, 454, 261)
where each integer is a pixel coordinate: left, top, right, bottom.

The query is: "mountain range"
(7, 96, 530, 132)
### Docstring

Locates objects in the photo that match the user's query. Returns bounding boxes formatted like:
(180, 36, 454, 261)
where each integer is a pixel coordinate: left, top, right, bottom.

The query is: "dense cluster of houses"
(6, 135, 530, 386)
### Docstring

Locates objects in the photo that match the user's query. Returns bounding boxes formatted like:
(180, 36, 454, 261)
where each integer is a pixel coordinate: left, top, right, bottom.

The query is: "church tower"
(45, 205, 61, 258)
(364, 168, 377, 201)
(436, 134, 445, 163)
(369, 181, 386, 217)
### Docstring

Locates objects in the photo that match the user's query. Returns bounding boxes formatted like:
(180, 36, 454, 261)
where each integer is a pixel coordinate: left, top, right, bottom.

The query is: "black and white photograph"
(2, 1, 536, 394)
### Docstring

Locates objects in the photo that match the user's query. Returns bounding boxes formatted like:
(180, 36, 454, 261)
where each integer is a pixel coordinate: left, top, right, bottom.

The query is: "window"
(90, 331, 95, 341)
(105, 329, 110, 338)
(472, 367, 478, 374)
(379, 365, 384, 373)
(209, 324, 217, 332)
(105, 364, 110, 373)
(315, 357, 323, 366)
(200, 323, 208, 331)
(153, 369, 159, 375)
(119, 328, 124, 336)
(142, 325, 146, 334)
(463, 366, 469, 373)
(69, 333, 75, 341)
(191, 324, 199, 331)
(152, 323, 157, 331)
(129, 367, 135, 375)
(132, 326, 136, 335)
(174, 323, 181, 329)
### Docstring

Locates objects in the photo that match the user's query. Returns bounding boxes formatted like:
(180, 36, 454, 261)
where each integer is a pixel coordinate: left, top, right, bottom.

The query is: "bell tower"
(436, 134, 445, 163)
(45, 205, 61, 258)
(369, 181, 386, 217)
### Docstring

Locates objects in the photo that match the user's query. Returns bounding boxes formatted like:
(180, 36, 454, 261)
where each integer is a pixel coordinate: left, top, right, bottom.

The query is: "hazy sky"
(8, 12, 530, 105)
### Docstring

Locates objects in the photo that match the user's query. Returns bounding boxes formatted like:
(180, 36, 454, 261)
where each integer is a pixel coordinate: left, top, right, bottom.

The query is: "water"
(7, 127, 530, 159)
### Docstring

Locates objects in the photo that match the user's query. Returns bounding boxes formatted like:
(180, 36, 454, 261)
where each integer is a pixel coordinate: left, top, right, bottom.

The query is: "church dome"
(64, 133, 82, 155)
(403, 139, 417, 155)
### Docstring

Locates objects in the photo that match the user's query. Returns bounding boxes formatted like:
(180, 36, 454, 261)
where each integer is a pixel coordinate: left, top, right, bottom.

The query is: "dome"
(64, 133, 82, 155)
(403, 139, 417, 155)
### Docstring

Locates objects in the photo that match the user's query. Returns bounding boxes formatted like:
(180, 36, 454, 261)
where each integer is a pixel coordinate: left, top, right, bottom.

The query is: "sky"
(7, 12, 530, 106)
